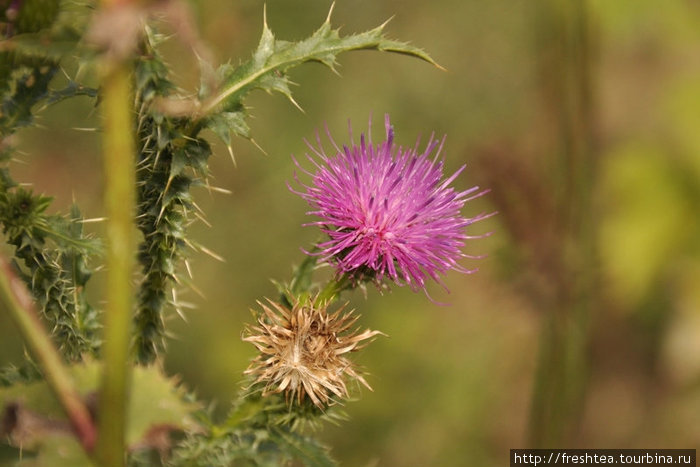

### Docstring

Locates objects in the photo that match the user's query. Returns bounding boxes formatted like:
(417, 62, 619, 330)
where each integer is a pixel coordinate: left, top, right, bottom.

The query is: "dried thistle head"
(243, 298, 383, 408)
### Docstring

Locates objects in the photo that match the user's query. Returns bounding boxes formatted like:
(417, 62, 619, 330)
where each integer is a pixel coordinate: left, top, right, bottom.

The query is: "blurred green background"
(2, 0, 700, 465)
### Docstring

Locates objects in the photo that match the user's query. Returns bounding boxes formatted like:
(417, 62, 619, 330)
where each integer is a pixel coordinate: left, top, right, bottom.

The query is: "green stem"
(0, 255, 96, 451)
(95, 63, 136, 466)
(315, 273, 352, 305)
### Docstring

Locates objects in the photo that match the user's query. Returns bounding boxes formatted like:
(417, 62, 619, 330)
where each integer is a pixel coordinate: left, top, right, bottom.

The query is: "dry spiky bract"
(243, 299, 383, 408)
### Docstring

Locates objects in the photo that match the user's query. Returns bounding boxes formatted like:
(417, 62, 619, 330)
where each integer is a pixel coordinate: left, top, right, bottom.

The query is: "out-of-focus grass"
(1, 0, 699, 465)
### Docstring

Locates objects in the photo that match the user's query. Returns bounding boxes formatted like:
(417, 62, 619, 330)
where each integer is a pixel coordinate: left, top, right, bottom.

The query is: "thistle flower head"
(292, 115, 490, 293)
(243, 298, 382, 408)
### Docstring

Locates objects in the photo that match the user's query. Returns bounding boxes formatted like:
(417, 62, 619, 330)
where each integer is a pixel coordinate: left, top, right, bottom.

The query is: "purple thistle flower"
(292, 115, 491, 294)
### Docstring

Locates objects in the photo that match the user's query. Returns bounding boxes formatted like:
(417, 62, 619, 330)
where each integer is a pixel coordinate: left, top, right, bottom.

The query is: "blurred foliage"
(1, 0, 699, 465)
(0, 362, 198, 466)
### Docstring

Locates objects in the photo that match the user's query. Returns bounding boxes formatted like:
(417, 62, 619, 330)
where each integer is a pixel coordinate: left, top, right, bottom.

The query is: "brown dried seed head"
(243, 298, 384, 408)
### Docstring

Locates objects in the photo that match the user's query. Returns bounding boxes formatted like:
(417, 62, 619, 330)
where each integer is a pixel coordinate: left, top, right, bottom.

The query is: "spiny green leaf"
(39, 217, 102, 255)
(224, 397, 270, 429)
(268, 427, 337, 467)
(126, 366, 200, 447)
(204, 111, 250, 145)
(43, 82, 98, 107)
(200, 4, 440, 135)
(170, 150, 188, 178)
(0, 64, 58, 133)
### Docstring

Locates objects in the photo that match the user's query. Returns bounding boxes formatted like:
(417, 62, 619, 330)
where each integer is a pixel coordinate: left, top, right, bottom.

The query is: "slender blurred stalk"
(528, 0, 598, 447)
(0, 255, 97, 452)
(95, 6, 138, 466)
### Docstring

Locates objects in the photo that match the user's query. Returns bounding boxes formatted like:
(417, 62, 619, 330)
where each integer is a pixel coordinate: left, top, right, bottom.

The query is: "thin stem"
(315, 273, 352, 305)
(95, 59, 137, 467)
(0, 255, 96, 451)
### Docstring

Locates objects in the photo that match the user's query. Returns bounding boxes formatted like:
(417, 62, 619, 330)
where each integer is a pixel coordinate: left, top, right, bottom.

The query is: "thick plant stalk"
(132, 44, 214, 364)
(0, 255, 96, 451)
(95, 29, 137, 467)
